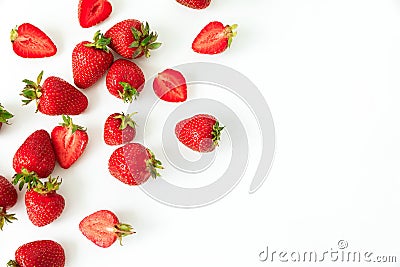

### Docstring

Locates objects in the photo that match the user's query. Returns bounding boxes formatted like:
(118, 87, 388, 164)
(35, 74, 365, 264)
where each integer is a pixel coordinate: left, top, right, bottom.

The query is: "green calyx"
(145, 149, 164, 179)
(0, 104, 14, 124)
(129, 22, 162, 58)
(0, 207, 17, 231)
(224, 24, 238, 48)
(114, 223, 136, 246)
(33, 176, 62, 194)
(12, 169, 62, 194)
(212, 121, 224, 147)
(6, 260, 19, 267)
(118, 82, 140, 103)
(20, 71, 44, 111)
(84, 30, 111, 52)
(10, 26, 18, 42)
(114, 112, 137, 130)
(60, 115, 86, 134)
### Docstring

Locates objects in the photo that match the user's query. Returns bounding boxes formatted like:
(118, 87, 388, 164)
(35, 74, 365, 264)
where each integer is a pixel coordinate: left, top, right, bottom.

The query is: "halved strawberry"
(153, 69, 187, 103)
(10, 23, 57, 58)
(78, 0, 112, 28)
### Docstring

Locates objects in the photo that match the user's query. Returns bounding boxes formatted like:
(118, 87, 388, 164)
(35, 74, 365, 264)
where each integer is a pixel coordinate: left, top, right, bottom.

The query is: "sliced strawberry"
(153, 69, 187, 102)
(10, 23, 57, 58)
(192, 21, 237, 55)
(78, 0, 112, 28)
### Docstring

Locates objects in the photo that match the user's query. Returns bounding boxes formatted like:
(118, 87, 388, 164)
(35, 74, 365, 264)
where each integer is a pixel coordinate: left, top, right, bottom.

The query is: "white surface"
(0, 0, 399, 266)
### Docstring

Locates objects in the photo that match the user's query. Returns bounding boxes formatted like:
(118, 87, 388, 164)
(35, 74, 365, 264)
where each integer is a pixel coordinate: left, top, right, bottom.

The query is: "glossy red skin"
(79, 210, 119, 248)
(78, 0, 112, 28)
(14, 240, 65, 267)
(51, 126, 88, 169)
(72, 41, 114, 89)
(153, 69, 187, 102)
(25, 190, 65, 227)
(38, 76, 88, 115)
(192, 21, 229, 55)
(0, 176, 17, 210)
(103, 113, 136, 146)
(13, 130, 56, 178)
(175, 114, 217, 152)
(12, 23, 57, 58)
(108, 143, 151, 185)
(176, 0, 211, 9)
(106, 59, 145, 99)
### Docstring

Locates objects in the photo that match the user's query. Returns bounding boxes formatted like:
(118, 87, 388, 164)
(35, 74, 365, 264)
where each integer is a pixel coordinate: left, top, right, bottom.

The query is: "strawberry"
(79, 210, 135, 248)
(176, 0, 211, 9)
(106, 59, 145, 103)
(51, 115, 88, 169)
(10, 23, 57, 58)
(175, 114, 224, 152)
(108, 143, 163, 185)
(78, 0, 112, 28)
(7, 240, 65, 267)
(72, 31, 114, 89)
(104, 112, 137, 146)
(0, 176, 18, 230)
(13, 174, 65, 227)
(13, 129, 55, 178)
(105, 19, 161, 59)
(192, 21, 238, 55)
(0, 104, 14, 131)
(153, 69, 187, 102)
(21, 71, 88, 115)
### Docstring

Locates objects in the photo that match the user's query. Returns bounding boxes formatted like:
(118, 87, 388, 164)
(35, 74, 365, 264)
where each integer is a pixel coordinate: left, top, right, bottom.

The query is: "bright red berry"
(176, 0, 211, 9)
(153, 69, 187, 102)
(104, 112, 137, 146)
(0, 176, 18, 231)
(78, 0, 112, 28)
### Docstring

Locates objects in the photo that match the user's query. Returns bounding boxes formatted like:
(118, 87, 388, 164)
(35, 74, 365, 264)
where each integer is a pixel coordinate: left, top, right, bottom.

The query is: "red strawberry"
(78, 0, 112, 28)
(79, 210, 135, 248)
(0, 104, 14, 131)
(21, 71, 88, 115)
(0, 176, 18, 230)
(106, 59, 145, 103)
(108, 143, 163, 185)
(153, 69, 187, 102)
(176, 0, 211, 9)
(7, 240, 65, 267)
(175, 114, 224, 152)
(105, 19, 161, 59)
(72, 31, 114, 89)
(10, 23, 57, 58)
(192, 21, 238, 55)
(51, 115, 88, 169)
(13, 129, 55, 178)
(104, 112, 137, 146)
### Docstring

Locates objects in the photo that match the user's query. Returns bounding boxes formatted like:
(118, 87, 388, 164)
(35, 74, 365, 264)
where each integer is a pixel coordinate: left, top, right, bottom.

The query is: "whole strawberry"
(105, 19, 161, 59)
(0, 176, 18, 230)
(0, 104, 14, 131)
(78, 0, 112, 28)
(51, 115, 88, 169)
(176, 0, 211, 9)
(21, 71, 88, 115)
(79, 210, 135, 248)
(106, 59, 145, 103)
(192, 21, 237, 55)
(72, 31, 114, 89)
(108, 143, 163, 185)
(13, 129, 55, 178)
(7, 240, 65, 267)
(175, 114, 224, 152)
(10, 23, 57, 58)
(104, 112, 137, 146)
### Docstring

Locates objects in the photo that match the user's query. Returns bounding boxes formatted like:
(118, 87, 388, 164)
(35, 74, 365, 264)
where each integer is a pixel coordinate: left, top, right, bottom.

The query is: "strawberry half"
(51, 115, 89, 169)
(153, 69, 187, 102)
(78, 0, 112, 28)
(79, 210, 135, 248)
(192, 21, 238, 55)
(105, 19, 161, 59)
(21, 71, 88, 115)
(0, 176, 18, 231)
(10, 23, 57, 58)
(176, 0, 211, 9)
(175, 114, 224, 152)
(7, 240, 65, 267)
(104, 112, 137, 146)
(0, 104, 14, 131)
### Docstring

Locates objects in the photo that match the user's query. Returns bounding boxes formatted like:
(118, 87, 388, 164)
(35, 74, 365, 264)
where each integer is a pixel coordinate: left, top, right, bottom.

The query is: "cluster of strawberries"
(1, 0, 236, 266)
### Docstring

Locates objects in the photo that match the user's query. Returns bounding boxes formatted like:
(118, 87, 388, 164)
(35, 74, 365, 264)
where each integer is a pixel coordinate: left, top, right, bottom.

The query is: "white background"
(0, 0, 399, 266)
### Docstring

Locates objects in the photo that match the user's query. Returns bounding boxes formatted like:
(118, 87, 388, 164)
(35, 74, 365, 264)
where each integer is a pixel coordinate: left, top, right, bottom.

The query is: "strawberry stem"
(212, 121, 224, 147)
(6, 260, 19, 267)
(114, 112, 137, 130)
(0, 207, 17, 231)
(33, 176, 62, 194)
(60, 115, 86, 134)
(12, 168, 41, 191)
(0, 104, 14, 124)
(84, 30, 111, 52)
(10, 26, 18, 42)
(118, 82, 140, 103)
(129, 22, 162, 58)
(146, 149, 164, 178)
(20, 71, 44, 111)
(115, 223, 136, 246)
(224, 24, 238, 48)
